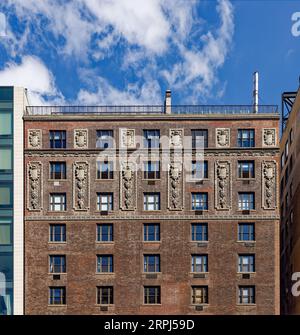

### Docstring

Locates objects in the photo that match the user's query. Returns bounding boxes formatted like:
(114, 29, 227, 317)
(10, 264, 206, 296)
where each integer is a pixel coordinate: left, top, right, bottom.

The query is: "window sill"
(237, 240, 256, 243)
(48, 273, 67, 275)
(95, 179, 114, 181)
(48, 179, 68, 182)
(142, 303, 162, 306)
(95, 304, 114, 307)
(143, 210, 162, 213)
(48, 211, 68, 213)
(143, 241, 161, 244)
(48, 242, 67, 245)
(237, 304, 256, 307)
(236, 178, 256, 181)
(190, 241, 208, 243)
(190, 178, 209, 181)
(48, 304, 67, 307)
(95, 272, 115, 275)
(190, 303, 209, 306)
(237, 272, 256, 274)
(142, 272, 162, 275)
(190, 272, 209, 275)
(237, 210, 256, 213)
(95, 241, 115, 245)
(191, 210, 209, 212)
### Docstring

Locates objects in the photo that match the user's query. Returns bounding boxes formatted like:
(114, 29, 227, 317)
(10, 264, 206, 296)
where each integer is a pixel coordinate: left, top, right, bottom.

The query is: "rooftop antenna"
(253, 71, 259, 113)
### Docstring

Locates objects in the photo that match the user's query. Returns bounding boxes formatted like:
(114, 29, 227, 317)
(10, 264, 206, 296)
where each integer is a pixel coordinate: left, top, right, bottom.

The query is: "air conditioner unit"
(242, 273, 251, 279)
(193, 273, 206, 279)
(195, 210, 203, 215)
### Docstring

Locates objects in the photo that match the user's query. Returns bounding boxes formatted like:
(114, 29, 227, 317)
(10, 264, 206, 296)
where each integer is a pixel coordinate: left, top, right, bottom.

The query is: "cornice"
(23, 114, 280, 122)
(24, 148, 280, 157)
(25, 214, 280, 221)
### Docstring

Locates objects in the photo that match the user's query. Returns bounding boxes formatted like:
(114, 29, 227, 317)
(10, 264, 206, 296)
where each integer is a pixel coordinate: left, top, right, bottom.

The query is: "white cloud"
(0, 0, 235, 103)
(84, 0, 171, 54)
(161, 0, 234, 102)
(0, 56, 63, 104)
(77, 76, 161, 105)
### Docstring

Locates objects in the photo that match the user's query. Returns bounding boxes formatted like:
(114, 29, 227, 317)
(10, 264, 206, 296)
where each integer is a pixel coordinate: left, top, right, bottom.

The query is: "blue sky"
(0, 0, 299, 107)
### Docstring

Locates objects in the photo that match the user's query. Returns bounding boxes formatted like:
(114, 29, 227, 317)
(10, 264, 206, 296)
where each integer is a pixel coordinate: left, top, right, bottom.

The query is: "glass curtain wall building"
(0, 87, 27, 315)
(0, 87, 14, 315)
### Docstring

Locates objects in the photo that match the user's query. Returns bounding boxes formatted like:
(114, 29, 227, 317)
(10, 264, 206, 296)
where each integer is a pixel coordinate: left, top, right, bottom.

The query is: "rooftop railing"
(25, 104, 279, 115)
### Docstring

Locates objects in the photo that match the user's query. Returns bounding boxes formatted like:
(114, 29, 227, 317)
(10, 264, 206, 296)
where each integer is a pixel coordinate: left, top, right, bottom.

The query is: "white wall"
(13, 87, 27, 315)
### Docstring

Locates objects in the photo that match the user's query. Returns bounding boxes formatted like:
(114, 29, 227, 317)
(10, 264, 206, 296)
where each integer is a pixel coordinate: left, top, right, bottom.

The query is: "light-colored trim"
(13, 87, 27, 315)
(25, 214, 280, 221)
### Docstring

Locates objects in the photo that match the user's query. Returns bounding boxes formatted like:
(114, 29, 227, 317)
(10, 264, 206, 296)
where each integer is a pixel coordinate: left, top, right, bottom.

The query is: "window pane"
(0, 113, 12, 136)
(0, 222, 11, 245)
(0, 186, 11, 206)
(0, 149, 12, 170)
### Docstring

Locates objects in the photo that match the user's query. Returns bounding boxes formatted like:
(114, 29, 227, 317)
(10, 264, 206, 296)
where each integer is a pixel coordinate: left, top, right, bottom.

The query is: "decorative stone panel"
(262, 161, 277, 209)
(28, 129, 42, 149)
(74, 129, 88, 149)
(215, 161, 232, 210)
(120, 162, 137, 210)
(27, 162, 43, 211)
(120, 129, 135, 148)
(216, 128, 230, 147)
(168, 162, 184, 211)
(263, 128, 276, 147)
(73, 162, 90, 210)
(169, 129, 183, 148)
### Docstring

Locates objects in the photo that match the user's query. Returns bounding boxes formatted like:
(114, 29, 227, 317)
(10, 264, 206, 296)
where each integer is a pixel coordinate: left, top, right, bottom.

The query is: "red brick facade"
(24, 114, 280, 314)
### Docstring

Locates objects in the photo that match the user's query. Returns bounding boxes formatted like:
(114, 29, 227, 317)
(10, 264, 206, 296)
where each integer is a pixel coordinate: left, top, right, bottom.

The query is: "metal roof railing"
(25, 104, 279, 116)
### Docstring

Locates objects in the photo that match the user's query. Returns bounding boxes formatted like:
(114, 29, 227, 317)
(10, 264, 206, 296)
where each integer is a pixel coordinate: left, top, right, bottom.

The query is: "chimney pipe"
(253, 72, 258, 113)
(164, 90, 171, 114)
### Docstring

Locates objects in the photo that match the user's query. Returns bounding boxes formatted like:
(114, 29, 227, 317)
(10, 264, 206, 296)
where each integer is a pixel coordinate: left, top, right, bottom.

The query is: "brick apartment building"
(21, 89, 280, 315)
(280, 88, 300, 314)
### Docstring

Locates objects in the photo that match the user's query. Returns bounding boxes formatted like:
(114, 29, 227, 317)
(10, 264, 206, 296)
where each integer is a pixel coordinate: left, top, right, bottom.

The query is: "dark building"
(280, 88, 300, 314)
(22, 91, 280, 315)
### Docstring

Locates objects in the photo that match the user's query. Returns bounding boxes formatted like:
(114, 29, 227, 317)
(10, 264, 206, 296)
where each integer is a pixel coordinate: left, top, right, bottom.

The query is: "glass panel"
(0, 149, 12, 170)
(0, 114, 12, 136)
(0, 223, 11, 245)
(0, 186, 11, 206)
(0, 253, 13, 281)
(0, 88, 13, 101)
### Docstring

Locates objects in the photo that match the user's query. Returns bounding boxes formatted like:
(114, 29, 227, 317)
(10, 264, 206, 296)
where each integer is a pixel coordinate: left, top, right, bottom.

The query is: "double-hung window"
(50, 131, 66, 149)
(237, 129, 255, 148)
(238, 193, 255, 210)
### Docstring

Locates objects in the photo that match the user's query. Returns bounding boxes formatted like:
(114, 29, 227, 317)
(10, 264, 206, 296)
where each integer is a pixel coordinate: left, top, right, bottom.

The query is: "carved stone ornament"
(73, 162, 90, 210)
(27, 162, 43, 211)
(120, 129, 135, 148)
(215, 161, 232, 210)
(216, 128, 230, 147)
(262, 161, 277, 209)
(168, 162, 184, 210)
(74, 129, 88, 149)
(120, 162, 137, 210)
(170, 129, 183, 148)
(28, 129, 42, 149)
(263, 129, 276, 147)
